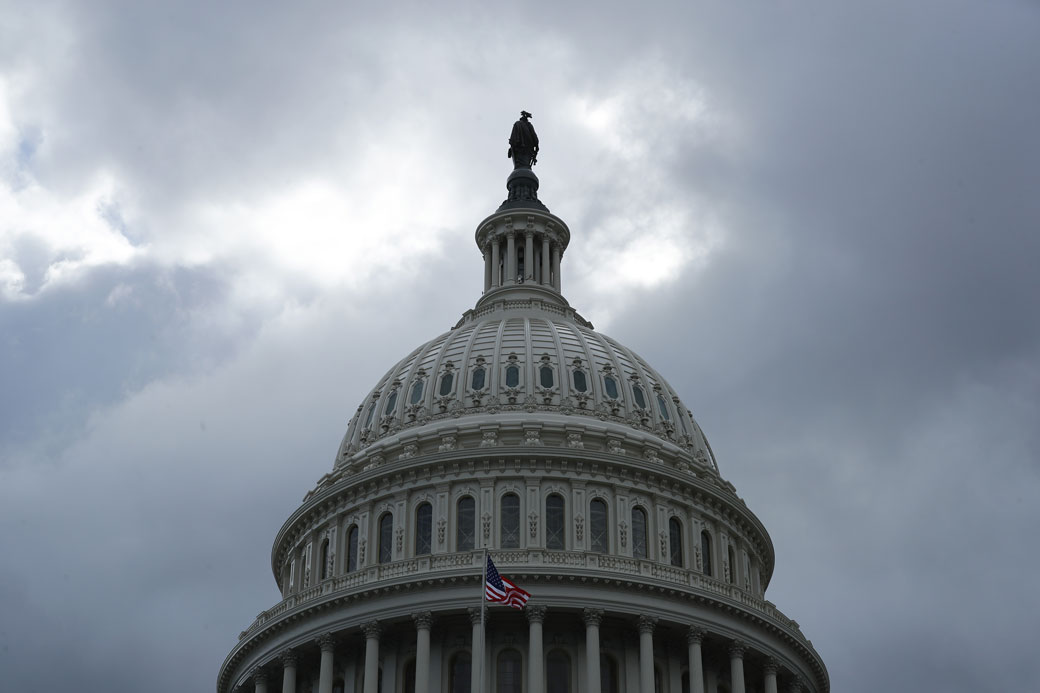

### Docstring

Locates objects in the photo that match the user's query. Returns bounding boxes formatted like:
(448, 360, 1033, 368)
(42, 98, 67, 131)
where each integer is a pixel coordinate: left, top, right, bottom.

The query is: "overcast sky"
(2, 1, 1038, 691)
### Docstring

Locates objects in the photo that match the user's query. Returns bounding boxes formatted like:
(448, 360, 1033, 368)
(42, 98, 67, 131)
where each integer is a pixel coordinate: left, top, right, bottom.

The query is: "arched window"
(457, 497, 476, 551)
(364, 403, 376, 428)
(590, 499, 608, 553)
(500, 493, 520, 549)
(410, 379, 424, 405)
(378, 513, 393, 564)
(505, 365, 520, 388)
(727, 544, 737, 584)
(415, 502, 432, 555)
(384, 390, 398, 416)
(700, 531, 712, 577)
(471, 367, 486, 391)
(572, 369, 588, 392)
(632, 507, 648, 559)
(604, 376, 619, 400)
(450, 652, 471, 693)
(319, 537, 331, 580)
(547, 650, 571, 693)
(657, 394, 670, 421)
(439, 372, 454, 396)
(600, 654, 619, 693)
(403, 658, 416, 693)
(539, 365, 554, 388)
(496, 649, 522, 693)
(669, 518, 683, 567)
(632, 384, 647, 410)
(546, 494, 565, 550)
(347, 525, 359, 572)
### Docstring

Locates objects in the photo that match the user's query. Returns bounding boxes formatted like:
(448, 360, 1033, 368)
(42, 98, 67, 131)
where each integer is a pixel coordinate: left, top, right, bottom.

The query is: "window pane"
(457, 497, 475, 551)
(505, 366, 519, 388)
(701, 531, 712, 577)
(728, 546, 736, 584)
(500, 494, 520, 549)
(496, 649, 522, 693)
(590, 499, 608, 553)
(440, 373, 454, 396)
(604, 376, 618, 400)
(347, 526, 359, 572)
(379, 514, 393, 563)
(547, 651, 570, 693)
(364, 404, 376, 428)
(572, 369, 587, 392)
(451, 653, 471, 693)
(471, 367, 486, 391)
(320, 538, 330, 580)
(540, 366, 554, 388)
(410, 380, 424, 404)
(600, 654, 618, 693)
(416, 503, 432, 555)
(657, 394, 670, 421)
(546, 495, 565, 550)
(669, 518, 683, 567)
(632, 385, 646, 410)
(384, 391, 398, 416)
(632, 508, 647, 559)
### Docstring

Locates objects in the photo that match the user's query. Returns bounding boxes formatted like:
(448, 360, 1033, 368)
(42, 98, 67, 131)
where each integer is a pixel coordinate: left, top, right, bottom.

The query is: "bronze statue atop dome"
(507, 110, 539, 169)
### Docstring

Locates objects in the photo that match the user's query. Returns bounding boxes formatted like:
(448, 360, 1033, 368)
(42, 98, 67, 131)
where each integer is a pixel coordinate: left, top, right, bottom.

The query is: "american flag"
(484, 555, 531, 609)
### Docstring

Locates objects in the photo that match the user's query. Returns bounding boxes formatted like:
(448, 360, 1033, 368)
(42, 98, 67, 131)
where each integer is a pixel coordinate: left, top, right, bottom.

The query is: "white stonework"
(218, 154, 828, 693)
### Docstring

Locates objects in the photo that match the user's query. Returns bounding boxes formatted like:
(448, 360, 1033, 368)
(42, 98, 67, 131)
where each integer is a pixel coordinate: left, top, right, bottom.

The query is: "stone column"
(687, 628, 705, 693)
(584, 609, 603, 693)
(729, 641, 746, 693)
(317, 633, 335, 693)
(280, 650, 298, 693)
(763, 658, 778, 693)
(525, 231, 535, 281)
(251, 668, 268, 693)
(507, 232, 517, 284)
(541, 236, 551, 286)
(363, 621, 382, 693)
(469, 607, 485, 693)
(484, 245, 492, 292)
(491, 238, 501, 288)
(551, 243, 561, 291)
(637, 615, 657, 693)
(527, 605, 546, 693)
(413, 611, 433, 693)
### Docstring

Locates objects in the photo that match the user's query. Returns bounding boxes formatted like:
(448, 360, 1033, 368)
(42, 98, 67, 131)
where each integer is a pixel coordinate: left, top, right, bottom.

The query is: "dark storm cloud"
(2, 1, 1039, 693)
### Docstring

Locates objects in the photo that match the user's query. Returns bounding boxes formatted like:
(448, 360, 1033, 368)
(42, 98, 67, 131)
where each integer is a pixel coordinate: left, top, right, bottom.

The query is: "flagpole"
(479, 547, 488, 693)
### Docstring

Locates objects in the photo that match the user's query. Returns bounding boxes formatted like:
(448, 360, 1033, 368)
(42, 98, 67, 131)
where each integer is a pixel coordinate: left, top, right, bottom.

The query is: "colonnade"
(483, 231, 562, 292)
(247, 607, 808, 693)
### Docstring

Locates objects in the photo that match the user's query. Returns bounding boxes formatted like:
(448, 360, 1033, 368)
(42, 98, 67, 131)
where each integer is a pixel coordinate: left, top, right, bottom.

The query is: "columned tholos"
(280, 650, 298, 693)
(527, 605, 547, 693)
(412, 611, 433, 693)
(491, 239, 501, 288)
(524, 232, 535, 281)
(506, 232, 517, 284)
(362, 621, 382, 693)
(729, 641, 746, 693)
(550, 243, 561, 291)
(637, 615, 658, 693)
(317, 634, 335, 693)
(540, 236, 551, 286)
(764, 658, 778, 693)
(584, 609, 604, 693)
(469, 607, 485, 693)
(251, 668, 267, 693)
(687, 628, 705, 693)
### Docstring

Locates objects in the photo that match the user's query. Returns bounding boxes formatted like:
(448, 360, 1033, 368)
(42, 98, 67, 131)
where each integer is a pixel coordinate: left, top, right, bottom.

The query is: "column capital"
(787, 676, 805, 693)
(280, 649, 298, 667)
(637, 614, 658, 634)
(728, 640, 746, 659)
(412, 611, 434, 630)
(526, 604, 547, 624)
(763, 657, 778, 676)
(583, 608, 604, 627)
(250, 667, 267, 684)
(362, 621, 382, 639)
(316, 633, 336, 652)
(468, 606, 487, 625)
(687, 627, 706, 645)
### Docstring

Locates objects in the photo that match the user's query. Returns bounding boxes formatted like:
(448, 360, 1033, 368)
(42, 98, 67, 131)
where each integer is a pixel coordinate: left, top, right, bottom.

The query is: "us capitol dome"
(218, 113, 829, 693)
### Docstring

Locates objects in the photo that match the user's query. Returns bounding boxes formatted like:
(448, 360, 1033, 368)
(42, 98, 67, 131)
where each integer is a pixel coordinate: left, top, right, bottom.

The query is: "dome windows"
(632, 507, 648, 559)
(590, 498, 608, 552)
(457, 496, 476, 551)
(439, 372, 454, 397)
(572, 368, 587, 393)
(471, 366, 486, 391)
(415, 502, 432, 555)
(364, 403, 376, 429)
(505, 365, 520, 388)
(604, 375, 619, 400)
(409, 380, 425, 405)
(632, 384, 647, 410)
(546, 494, 565, 549)
(539, 365, 554, 389)
(700, 530, 713, 577)
(346, 525, 359, 572)
(378, 513, 393, 564)
(384, 391, 398, 416)
(500, 493, 520, 548)
(657, 394, 670, 421)
(669, 518, 683, 567)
